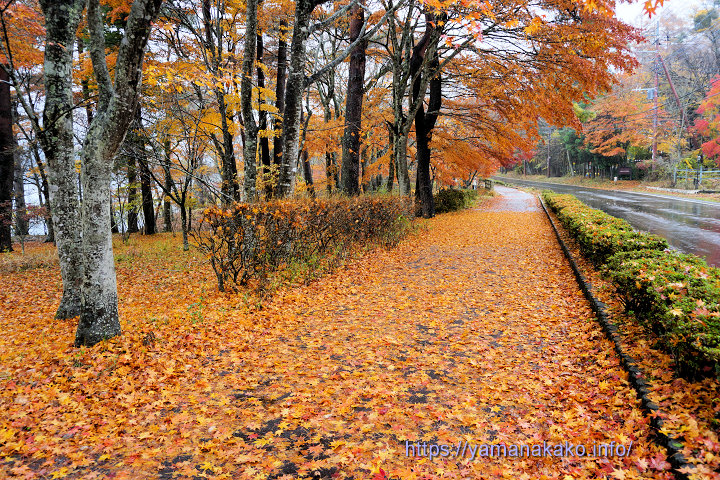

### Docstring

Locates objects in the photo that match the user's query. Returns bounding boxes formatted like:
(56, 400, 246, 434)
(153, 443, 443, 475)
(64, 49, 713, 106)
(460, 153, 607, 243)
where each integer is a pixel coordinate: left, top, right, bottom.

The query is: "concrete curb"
(538, 195, 692, 480)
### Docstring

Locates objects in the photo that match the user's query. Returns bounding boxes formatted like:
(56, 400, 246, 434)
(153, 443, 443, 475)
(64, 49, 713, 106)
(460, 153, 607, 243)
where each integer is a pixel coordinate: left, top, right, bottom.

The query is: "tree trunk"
(136, 107, 155, 235)
(386, 3, 445, 199)
(139, 159, 155, 234)
(340, 4, 366, 196)
(302, 149, 315, 197)
(394, 133, 410, 194)
(38, 0, 85, 318)
(110, 204, 119, 233)
(199, 0, 240, 205)
(387, 3, 413, 196)
(414, 75, 440, 218)
(187, 203, 192, 232)
(9, 95, 27, 237)
(13, 154, 28, 237)
(217, 89, 241, 204)
(73, 0, 164, 346)
(278, 1, 314, 197)
(325, 152, 335, 195)
(75, 123, 121, 346)
(296, 90, 315, 197)
(163, 139, 173, 232)
(319, 69, 337, 195)
(386, 122, 395, 192)
(360, 146, 369, 193)
(126, 151, 139, 233)
(241, 0, 259, 202)
(257, 32, 271, 198)
(272, 19, 288, 195)
(29, 142, 54, 242)
(0, 67, 15, 252)
(414, 123, 433, 217)
(411, 14, 444, 218)
(180, 202, 189, 251)
(126, 105, 153, 233)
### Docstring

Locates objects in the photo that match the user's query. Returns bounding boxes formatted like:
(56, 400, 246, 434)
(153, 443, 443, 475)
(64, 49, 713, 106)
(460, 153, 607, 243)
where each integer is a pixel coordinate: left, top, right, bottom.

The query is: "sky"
(615, 0, 703, 26)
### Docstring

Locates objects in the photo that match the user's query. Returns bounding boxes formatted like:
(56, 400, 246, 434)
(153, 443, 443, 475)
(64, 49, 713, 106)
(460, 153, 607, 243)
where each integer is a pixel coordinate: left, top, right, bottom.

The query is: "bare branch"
(309, 0, 358, 33)
(305, 0, 404, 88)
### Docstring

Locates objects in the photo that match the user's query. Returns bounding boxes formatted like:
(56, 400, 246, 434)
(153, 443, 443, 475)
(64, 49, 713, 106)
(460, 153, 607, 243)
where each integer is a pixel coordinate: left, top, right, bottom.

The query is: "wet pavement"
(483, 185, 540, 212)
(496, 177, 720, 267)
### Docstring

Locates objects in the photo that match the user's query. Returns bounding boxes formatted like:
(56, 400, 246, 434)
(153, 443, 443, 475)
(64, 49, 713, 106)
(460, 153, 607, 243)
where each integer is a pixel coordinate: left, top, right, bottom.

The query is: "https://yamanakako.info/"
(404, 439, 633, 461)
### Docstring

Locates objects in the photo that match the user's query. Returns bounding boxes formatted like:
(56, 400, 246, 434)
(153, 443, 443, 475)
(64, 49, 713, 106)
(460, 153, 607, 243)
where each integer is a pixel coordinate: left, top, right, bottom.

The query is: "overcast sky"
(615, 0, 703, 26)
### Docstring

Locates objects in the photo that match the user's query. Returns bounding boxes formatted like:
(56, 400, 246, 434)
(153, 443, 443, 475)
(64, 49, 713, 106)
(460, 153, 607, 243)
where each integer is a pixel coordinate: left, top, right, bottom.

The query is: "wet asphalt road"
(495, 177, 720, 267)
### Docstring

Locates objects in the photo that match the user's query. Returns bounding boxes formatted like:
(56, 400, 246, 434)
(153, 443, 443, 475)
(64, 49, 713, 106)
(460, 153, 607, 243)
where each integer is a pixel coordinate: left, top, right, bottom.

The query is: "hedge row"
(542, 192, 668, 264)
(434, 188, 480, 214)
(543, 191, 720, 377)
(193, 196, 414, 292)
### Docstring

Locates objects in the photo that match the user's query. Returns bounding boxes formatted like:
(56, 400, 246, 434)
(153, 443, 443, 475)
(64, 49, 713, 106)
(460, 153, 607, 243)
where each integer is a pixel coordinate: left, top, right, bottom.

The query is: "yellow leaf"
(610, 469, 627, 480)
(199, 461, 219, 473)
(51, 467, 69, 479)
(254, 437, 272, 447)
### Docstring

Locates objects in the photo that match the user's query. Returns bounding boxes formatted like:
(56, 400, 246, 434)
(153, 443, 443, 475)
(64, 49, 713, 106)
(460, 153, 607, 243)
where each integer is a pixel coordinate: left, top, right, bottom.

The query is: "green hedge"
(542, 192, 668, 264)
(604, 250, 720, 376)
(434, 188, 479, 214)
(543, 191, 720, 377)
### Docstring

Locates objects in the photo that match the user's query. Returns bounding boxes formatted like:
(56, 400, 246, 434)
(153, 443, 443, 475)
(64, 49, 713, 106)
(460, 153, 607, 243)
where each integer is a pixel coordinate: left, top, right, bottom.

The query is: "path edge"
(538, 194, 692, 480)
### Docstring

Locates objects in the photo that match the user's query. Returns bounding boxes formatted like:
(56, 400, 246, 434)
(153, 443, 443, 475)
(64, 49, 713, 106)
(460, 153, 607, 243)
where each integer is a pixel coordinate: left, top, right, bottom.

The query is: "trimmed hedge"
(193, 196, 413, 292)
(434, 188, 479, 214)
(542, 192, 668, 265)
(543, 191, 720, 377)
(604, 250, 720, 376)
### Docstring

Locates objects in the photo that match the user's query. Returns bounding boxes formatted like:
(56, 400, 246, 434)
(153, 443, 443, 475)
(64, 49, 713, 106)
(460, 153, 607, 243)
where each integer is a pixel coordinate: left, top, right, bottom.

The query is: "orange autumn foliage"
(408, 0, 643, 180)
(583, 80, 673, 158)
(695, 75, 720, 165)
(0, 0, 44, 69)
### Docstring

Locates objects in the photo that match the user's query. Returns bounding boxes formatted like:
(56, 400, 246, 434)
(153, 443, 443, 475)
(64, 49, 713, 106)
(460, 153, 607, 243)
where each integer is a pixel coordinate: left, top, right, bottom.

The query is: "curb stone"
(538, 195, 692, 480)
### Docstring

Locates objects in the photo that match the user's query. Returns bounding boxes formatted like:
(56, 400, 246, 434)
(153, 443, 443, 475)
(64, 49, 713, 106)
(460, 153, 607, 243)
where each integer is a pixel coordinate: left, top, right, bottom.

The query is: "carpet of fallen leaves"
(0, 191, 680, 479)
(545, 205, 720, 480)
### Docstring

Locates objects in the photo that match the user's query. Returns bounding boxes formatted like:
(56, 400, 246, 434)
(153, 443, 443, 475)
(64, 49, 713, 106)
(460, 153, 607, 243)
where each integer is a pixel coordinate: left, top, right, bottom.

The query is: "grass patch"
(0, 243, 58, 273)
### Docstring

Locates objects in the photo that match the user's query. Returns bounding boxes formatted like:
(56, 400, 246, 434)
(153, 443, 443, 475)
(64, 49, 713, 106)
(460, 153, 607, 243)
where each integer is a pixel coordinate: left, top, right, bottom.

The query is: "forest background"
(516, 0, 720, 186)
(0, 0, 662, 346)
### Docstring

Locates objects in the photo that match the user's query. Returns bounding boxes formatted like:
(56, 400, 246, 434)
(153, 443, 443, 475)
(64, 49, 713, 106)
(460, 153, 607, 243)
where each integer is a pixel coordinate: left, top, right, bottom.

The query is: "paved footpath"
(217, 187, 671, 480)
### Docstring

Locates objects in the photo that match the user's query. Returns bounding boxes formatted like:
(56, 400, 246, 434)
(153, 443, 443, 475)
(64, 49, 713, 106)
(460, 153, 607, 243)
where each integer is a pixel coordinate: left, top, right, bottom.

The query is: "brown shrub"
(192, 195, 413, 292)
